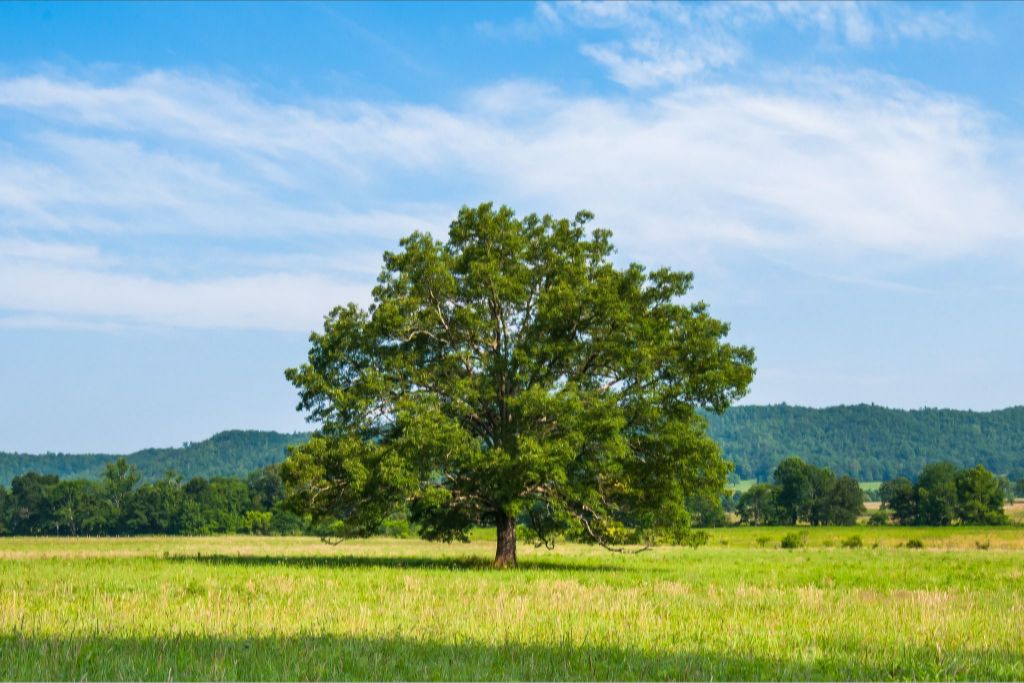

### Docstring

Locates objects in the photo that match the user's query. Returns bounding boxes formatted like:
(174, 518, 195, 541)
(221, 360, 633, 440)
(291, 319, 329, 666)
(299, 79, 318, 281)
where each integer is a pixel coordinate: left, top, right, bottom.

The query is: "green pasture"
(2, 530, 1023, 681)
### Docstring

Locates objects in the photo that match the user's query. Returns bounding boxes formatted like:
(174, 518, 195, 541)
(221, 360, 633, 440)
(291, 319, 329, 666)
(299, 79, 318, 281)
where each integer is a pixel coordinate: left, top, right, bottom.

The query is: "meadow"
(2, 528, 1023, 681)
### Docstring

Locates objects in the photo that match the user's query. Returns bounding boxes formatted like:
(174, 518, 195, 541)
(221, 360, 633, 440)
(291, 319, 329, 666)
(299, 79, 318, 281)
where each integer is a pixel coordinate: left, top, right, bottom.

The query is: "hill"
(705, 404, 1024, 482)
(4, 404, 1024, 486)
(0, 430, 309, 485)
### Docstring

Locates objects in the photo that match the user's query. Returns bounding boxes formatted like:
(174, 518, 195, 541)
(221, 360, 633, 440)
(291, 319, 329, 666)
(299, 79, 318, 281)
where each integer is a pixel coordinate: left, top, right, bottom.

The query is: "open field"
(2, 530, 1024, 681)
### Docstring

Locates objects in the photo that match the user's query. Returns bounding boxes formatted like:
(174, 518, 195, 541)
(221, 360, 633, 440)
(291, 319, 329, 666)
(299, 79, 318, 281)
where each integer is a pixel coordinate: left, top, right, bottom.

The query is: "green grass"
(2, 530, 1024, 680)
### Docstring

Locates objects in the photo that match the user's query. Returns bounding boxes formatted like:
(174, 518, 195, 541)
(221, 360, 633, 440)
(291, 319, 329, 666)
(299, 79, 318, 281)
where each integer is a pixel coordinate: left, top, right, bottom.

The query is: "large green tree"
(282, 204, 755, 566)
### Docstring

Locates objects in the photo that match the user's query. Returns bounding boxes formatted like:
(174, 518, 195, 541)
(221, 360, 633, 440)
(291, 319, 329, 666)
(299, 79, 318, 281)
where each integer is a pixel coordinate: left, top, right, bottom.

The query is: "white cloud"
(0, 261, 368, 331)
(0, 67, 1019, 331)
(550, 1, 979, 88)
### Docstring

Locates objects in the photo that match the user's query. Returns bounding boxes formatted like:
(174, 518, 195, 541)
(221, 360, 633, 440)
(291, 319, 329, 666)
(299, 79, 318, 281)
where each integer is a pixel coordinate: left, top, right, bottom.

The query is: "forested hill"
(0, 430, 309, 485)
(4, 404, 1024, 485)
(705, 404, 1024, 482)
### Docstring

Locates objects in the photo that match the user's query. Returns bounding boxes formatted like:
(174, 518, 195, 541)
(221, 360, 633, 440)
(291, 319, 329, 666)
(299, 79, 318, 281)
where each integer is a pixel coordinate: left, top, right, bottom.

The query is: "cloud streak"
(553, 1, 978, 88)
(0, 62, 1019, 330)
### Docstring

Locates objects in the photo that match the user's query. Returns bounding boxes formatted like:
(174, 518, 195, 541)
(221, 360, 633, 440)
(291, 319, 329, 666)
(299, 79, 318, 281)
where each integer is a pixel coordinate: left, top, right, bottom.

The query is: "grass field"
(2, 529, 1024, 681)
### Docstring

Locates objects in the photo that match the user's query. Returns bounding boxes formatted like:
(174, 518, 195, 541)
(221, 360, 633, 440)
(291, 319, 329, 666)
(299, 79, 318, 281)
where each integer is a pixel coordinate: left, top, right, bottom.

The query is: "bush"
(975, 539, 991, 550)
(378, 517, 413, 538)
(867, 510, 889, 526)
(905, 538, 924, 549)
(683, 530, 710, 548)
(240, 510, 272, 535)
(780, 532, 806, 549)
(756, 536, 771, 548)
(841, 535, 863, 549)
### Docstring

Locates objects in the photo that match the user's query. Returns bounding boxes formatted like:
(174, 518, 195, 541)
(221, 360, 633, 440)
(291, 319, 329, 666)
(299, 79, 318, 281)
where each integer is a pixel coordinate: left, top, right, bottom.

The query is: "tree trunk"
(494, 510, 517, 568)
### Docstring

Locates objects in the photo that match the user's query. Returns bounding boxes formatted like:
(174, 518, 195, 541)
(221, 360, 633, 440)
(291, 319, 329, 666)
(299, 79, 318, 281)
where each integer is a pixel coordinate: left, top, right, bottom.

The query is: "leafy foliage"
(282, 203, 755, 564)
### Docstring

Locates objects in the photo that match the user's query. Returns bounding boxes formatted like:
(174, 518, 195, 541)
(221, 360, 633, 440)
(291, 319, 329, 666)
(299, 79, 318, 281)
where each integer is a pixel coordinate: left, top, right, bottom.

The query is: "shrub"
(756, 536, 771, 548)
(975, 539, 991, 550)
(905, 538, 924, 549)
(780, 532, 805, 549)
(683, 530, 710, 548)
(867, 510, 889, 526)
(841, 535, 863, 549)
(378, 517, 413, 538)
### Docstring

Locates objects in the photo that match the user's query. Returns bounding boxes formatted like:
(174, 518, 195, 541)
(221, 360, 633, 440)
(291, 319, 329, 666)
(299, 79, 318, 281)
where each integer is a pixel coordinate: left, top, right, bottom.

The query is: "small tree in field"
(282, 203, 755, 566)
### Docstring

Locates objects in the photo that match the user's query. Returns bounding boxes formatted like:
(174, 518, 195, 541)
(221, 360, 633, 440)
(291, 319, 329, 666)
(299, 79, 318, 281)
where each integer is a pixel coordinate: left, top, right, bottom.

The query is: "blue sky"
(1, 1, 1023, 453)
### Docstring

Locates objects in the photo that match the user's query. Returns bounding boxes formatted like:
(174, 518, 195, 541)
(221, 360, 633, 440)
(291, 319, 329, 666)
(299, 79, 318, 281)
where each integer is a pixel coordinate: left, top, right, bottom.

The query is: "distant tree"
(915, 462, 959, 526)
(282, 203, 755, 566)
(955, 465, 1007, 525)
(0, 486, 11, 534)
(879, 477, 916, 525)
(9, 472, 59, 534)
(805, 464, 837, 526)
(826, 476, 866, 525)
(123, 473, 187, 534)
(102, 458, 140, 532)
(773, 457, 813, 525)
(685, 492, 727, 528)
(1016, 478, 1024, 499)
(50, 479, 101, 535)
(246, 464, 287, 511)
(737, 484, 781, 526)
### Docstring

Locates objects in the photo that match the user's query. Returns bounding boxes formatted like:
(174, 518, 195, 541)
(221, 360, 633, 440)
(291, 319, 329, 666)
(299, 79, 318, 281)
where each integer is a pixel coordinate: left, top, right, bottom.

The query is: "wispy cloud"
(0, 61, 1018, 330)
(551, 1, 978, 88)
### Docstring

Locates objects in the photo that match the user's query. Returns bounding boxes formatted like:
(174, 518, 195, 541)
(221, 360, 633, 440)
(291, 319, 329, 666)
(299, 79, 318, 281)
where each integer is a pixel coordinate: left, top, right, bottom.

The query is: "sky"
(1, 1, 1023, 453)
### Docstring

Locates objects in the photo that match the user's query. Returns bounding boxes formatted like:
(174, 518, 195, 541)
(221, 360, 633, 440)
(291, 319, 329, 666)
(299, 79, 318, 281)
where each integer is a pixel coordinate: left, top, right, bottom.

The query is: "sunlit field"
(2, 529, 1023, 681)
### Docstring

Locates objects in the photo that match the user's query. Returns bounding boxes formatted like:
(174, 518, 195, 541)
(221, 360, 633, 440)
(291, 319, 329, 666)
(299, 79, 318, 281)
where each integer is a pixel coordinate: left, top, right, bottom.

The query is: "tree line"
(717, 457, 1014, 527)
(0, 459, 307, 536)
(0, 454, 1016, 536)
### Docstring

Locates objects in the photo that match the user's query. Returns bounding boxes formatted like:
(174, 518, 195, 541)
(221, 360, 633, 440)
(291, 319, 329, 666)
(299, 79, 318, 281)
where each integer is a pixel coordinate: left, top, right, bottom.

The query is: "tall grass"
(1, 531, 1023, 680)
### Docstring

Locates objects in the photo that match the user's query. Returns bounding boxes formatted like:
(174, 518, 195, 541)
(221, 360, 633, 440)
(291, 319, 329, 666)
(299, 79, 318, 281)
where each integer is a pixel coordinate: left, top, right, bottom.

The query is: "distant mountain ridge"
(4, 404, 1024, 486)
(705, 404, 1024, 482)
(0, 430, 309, 485)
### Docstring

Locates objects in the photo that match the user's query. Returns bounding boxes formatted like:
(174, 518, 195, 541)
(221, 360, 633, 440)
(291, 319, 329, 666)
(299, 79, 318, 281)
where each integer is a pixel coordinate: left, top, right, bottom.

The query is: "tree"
(9, 472, 59, 534)
(879, 477, 916, 525)
(102, 458, 140, 533)
(772, 457, 813, 524)
(805, 464, 837, 526)
(282, 203, 755, 566)
(685, 492, 727, 528)
(954, 464, 1007, 525)
(0, 486, 9, 534)
(737, 483, 780, 526)
(826, 475, 865, 525)
(915, 462, 958, 526)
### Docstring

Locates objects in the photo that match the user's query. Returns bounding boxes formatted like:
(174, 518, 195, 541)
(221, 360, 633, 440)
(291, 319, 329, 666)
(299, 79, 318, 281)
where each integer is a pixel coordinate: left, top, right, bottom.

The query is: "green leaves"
(283, 203, 755, 553)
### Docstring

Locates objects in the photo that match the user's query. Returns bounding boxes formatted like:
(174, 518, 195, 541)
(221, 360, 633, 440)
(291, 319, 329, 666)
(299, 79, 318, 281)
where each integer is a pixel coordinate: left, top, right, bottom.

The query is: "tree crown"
(283, 203, 755, 554)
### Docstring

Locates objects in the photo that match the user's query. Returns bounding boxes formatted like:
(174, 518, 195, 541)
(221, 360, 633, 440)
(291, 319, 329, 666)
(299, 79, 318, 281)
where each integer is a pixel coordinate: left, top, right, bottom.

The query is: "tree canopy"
(880, 462, 1009, 526)
(736, 456, 865, 526)
(282, 203, 755, 566)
